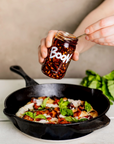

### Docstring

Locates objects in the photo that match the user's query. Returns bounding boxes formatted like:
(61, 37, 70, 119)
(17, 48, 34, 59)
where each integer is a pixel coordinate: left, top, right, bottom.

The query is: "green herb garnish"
(34, 114, 47, 120)
(23, 111, 34, 118)
(60, 108, 73, 116)
(38, 97, 49, 110)
(65, 116, 88, 122)
(85, 101, 92, 112)
(58, 98, 70, 109)
(23, 112, 47, 121)
(58, 98, 73, 116)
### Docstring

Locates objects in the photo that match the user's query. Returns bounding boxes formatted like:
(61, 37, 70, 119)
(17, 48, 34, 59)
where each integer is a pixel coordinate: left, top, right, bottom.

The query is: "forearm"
(73, 0, 114, 53)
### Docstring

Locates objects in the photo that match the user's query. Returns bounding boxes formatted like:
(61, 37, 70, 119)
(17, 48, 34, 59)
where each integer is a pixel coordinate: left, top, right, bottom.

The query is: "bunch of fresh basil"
(81, 70, 114, 105)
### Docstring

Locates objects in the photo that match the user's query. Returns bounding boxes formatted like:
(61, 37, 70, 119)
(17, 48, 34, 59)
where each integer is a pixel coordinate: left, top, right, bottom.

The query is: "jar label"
(50, 47, 72, 63)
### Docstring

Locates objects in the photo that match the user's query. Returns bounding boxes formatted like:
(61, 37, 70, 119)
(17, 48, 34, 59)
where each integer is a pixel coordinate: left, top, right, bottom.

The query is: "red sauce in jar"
(42, 31, 78, 79)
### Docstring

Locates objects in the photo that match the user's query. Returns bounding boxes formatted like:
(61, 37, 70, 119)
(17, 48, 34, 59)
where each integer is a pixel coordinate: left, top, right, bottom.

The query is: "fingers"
(85, 16, 114, 46)
(72, 50, 79, 61)
(38, 38, 47, 63)
(46, 30, 58, 47)
(85, 25, 114, 41)
(38, 30, 80, 63)
(38, 51, 44, 64)
(85, 16, 114, 34)
(38, 30, 58, 64)
(93, 35, 114, 44)
(93, 41, 114, 46)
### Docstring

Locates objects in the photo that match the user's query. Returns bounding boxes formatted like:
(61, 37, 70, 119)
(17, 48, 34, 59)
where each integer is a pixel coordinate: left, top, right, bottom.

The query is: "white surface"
(0, 120, 114, 144)
(0, 79, 114, 144)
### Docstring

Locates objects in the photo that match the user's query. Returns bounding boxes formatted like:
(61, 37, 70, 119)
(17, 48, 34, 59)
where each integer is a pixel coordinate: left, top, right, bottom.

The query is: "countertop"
(0, 78, 114, 144)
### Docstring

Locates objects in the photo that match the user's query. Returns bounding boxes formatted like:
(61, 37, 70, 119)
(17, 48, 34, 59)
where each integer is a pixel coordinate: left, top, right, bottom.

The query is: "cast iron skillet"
(3, 65, 110, 140)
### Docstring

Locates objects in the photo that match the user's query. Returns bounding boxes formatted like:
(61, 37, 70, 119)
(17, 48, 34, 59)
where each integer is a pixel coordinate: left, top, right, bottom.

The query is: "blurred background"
(0, 0, 114, 79)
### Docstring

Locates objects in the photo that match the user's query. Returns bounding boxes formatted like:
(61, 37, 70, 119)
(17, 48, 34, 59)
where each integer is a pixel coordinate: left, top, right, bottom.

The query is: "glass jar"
(41, 31, 78, 79)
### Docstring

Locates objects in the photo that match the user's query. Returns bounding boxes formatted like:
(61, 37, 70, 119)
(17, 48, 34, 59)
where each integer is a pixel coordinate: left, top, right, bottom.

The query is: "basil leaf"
(23, 111, 34, 118)
(41, 97, 49, 109)
(65, 117, 88, 122)
(34, 112, 36, 118)
(85, 101, 92, 112)
(38, 107, 44, 110)
(88, 75, 95, 82)
(78, 118, 88, 122)
(86, 70, 97, 76)
(60, 108, 73, 116)
(103, 70, 114, 80)
(102, 78, 114, 105)
(107, 80, 114, 99)
(80, 76, 88, 87)
(34, 114, 47, 120)
(88, 80, 101, 89)
(65, 116, 78, 122)
(58, 98, 70, 109)
(65, 116, 74, 122)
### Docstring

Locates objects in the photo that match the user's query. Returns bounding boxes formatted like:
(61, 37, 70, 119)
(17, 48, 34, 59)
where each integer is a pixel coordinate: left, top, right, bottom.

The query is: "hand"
(38, 30, 79, 64)
(85, 16, 114, 46)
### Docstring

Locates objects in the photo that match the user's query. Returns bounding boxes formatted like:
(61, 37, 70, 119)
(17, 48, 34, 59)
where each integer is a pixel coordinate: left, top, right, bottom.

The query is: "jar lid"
(55, 31, 77, 41)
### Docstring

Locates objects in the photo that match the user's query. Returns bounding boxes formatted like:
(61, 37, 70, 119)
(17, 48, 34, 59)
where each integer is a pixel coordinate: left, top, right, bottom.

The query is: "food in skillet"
(16, 96, 98, 124)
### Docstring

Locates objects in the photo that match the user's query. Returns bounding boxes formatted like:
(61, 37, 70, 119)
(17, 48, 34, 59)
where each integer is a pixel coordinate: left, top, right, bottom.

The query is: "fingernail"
(42, 51, 46, 58)
(40, 56, 44, 63)
(85, 36, 89, 40)
(74, 51, 79, 61)
(75, 55, 79, 61)
(85, 29, 89, 34)
(47, 41, 51, 47)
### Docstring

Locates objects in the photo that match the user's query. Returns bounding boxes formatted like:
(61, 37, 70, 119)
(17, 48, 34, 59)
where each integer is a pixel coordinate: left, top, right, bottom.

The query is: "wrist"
(76, 36, 96, 53)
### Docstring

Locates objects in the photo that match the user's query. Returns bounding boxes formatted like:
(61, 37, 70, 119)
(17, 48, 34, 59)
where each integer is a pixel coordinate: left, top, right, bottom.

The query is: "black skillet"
(3, 65, 110, 140)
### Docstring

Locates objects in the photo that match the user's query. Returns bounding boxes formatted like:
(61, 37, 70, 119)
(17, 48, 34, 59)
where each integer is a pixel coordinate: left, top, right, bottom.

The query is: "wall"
(1, 0, 112, 79)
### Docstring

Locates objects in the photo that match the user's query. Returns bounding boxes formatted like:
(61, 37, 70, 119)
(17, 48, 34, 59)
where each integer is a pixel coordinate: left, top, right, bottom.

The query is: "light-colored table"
(0, 79, 114, 144)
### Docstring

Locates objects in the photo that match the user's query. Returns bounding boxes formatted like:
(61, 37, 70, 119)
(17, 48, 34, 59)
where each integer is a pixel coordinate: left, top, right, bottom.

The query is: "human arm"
(38, 0, 114, 63)
(73, 0, 114, 60)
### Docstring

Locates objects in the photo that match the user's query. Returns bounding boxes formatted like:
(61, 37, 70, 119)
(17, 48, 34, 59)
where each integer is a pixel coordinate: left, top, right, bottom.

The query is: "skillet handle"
(73, 115, 110, 134)
(10, 65, 38, 87)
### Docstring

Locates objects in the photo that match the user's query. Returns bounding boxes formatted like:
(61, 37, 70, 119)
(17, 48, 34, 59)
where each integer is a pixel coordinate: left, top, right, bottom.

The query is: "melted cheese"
(59, 114, 66, 118)
(16, 103, 34, 117)
(36, 99, 43, 106)
(43, 114, 51, 118)
(46, 103, 59, 107)
(38, 119, 48, 123)
(68, 99, 81, 108)
(50, 118, 58, 123)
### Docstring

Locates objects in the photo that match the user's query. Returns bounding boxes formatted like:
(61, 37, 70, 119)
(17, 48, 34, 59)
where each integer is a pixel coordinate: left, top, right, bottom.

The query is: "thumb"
(72, 50, 79, 61)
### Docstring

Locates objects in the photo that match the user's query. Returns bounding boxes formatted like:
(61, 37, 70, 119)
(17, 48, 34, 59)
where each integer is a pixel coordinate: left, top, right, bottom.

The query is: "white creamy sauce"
(59, 114, 66, 118)
(73, 115, 78, 119)
(35, 117, 58, 124)
(36, 99, 43, 106)
(38, 119, 48, 123)
(43, 114, 51, 118)
(16, 103, 34, 117)
(46, 103, 59, 107)
(79, 111, 88, 118)
(50, 118, 58, 123)
(68, 99, 81, 108)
